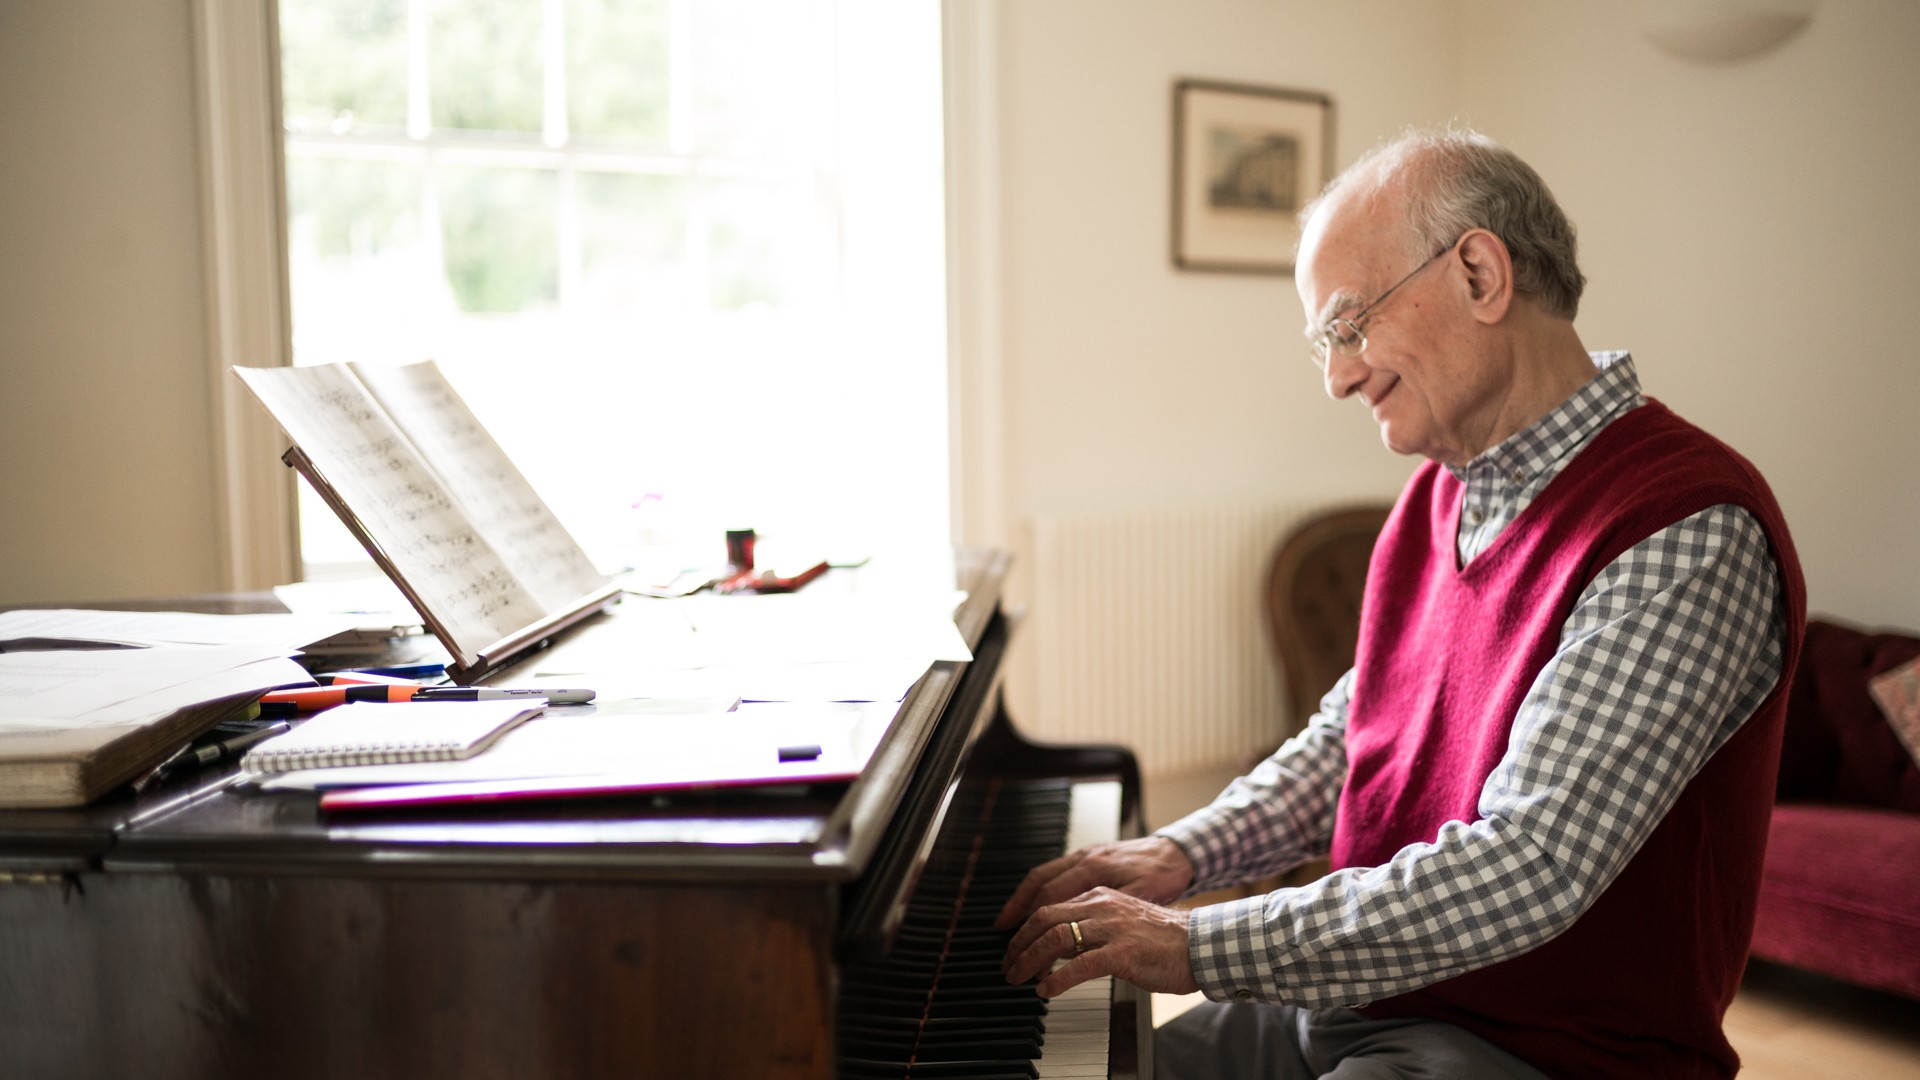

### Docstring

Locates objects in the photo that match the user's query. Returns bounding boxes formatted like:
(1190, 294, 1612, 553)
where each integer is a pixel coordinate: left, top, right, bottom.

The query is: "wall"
(1455, 0, 1920, 630)
(983, 0, 1463, 737)
(990, 0, 1458, 531)
(0, 0, 223, 604)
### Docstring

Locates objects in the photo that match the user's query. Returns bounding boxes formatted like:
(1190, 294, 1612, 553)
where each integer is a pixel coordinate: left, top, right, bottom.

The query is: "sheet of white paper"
(673, 591, 972, 665)
(0, 608, 364, 654)
(350, 360, 608, 610)
(70, 656, 314, 729)
(521, 658, 927, 704)
(257, 700, 883, 791)
(729, 659, 931, 702)
(0, 645, 303, 729)
(235, 364, 547, 664)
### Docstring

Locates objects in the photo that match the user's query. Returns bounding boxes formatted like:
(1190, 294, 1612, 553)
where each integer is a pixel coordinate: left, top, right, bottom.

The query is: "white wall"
(991, 0, 1458, 528)
(0, 0, 222, 604)
(1455, 0, 1920, 630)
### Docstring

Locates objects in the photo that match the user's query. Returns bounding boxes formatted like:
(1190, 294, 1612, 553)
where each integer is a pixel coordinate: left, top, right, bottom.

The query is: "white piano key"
(1039, 780, 1120, 1080)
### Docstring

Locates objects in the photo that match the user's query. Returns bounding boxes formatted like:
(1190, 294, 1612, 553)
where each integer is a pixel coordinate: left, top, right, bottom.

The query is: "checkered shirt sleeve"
(1158, 504, 1784, 1007)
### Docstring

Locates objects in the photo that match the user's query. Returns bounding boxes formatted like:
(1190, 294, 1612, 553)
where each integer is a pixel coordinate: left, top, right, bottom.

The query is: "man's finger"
(1002, 902, 1070, 974)
(1006, 916, 1083, 985)
(1035, 945, 1113, 999)
(994, 851, 1080, 929)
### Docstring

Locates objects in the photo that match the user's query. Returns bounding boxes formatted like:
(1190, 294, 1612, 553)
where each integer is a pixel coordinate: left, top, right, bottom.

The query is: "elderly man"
(997, 130, 1805, 1079)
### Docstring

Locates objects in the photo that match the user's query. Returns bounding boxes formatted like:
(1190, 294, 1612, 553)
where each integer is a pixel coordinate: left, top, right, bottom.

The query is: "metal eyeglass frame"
(1307, 236, 1462, 369)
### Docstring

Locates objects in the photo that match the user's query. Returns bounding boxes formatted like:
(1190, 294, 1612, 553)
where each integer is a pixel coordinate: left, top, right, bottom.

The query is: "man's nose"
(1323, 348, 1368, 401)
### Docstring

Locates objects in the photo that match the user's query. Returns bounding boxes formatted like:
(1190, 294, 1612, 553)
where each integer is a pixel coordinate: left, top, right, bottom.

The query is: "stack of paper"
(0, 610, 322, 807)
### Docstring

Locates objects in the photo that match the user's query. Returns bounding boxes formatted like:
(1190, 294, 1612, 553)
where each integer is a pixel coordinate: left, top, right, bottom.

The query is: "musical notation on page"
(236, 364, 547, 664)
(349, 361, 607, 611)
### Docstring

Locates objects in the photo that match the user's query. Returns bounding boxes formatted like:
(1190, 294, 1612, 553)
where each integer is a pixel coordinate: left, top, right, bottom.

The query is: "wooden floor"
(1724, 961, 1920, 1079)
(1143, 764, 1920, 1078)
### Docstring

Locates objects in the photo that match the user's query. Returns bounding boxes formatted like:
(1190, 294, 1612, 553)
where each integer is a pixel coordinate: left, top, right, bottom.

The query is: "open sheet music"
(234, 362, 614, 680)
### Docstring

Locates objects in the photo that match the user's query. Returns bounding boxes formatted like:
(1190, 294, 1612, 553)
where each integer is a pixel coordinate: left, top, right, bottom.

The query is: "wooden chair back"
(1264, 505, 1392, 742)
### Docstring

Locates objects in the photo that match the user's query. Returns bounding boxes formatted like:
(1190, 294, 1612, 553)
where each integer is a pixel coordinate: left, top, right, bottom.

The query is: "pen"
(410, 687, 596, 705)
(314, 671, 428, 686)
(179, 722, 291, 771)
(257, 683, 431, 714)
(131, 702, 266, 793)
(342, 662, 447, 679)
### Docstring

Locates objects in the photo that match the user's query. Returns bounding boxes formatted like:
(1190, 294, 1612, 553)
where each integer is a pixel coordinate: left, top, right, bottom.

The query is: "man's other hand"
(994, 835, 1195, 931)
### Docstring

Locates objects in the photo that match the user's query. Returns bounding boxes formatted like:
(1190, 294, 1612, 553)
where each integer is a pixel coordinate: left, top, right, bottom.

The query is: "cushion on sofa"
(1750, 802, 1920, 1000)
(1775, 619, 1920, 812)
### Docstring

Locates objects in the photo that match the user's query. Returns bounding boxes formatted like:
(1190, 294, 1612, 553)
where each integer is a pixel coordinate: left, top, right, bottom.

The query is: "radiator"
(1027, 501, 1339, 777)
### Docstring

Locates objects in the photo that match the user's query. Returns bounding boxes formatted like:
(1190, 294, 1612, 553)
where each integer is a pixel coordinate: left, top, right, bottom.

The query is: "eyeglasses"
(1306, 238, 1460, 368)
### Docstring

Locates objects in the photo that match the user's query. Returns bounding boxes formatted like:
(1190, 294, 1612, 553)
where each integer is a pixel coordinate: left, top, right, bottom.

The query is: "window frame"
(193, 0, 1004, 589)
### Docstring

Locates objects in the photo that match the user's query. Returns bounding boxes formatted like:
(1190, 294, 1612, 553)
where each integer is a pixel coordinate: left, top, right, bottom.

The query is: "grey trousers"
(1155, 1001, 1552, 1080)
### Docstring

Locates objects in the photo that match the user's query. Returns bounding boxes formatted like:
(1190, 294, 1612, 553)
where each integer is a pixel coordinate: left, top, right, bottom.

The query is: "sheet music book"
(241, 700, 542, 772)
(234, 361, 618, 683)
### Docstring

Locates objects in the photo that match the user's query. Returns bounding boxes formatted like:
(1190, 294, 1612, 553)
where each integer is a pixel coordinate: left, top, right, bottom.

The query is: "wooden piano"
(0, 550, 1153, 1078)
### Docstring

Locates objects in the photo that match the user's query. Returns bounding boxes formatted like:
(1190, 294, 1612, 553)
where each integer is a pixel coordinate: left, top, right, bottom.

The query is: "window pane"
(288, 156, 423, 261)
(430, 0, 543, 134)
(690, 0, 824, 156)
(286, 154, 441, 354)
(578, 170, 689, 311)
(280, 0, 408, 134)
(702, 178, 826, 311)
(437, 166, 559, 312)
(567, 0, 671, 144)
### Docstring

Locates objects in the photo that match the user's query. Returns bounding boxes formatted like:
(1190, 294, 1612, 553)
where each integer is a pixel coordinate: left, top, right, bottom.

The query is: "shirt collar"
(1447, 351, 1644, 483)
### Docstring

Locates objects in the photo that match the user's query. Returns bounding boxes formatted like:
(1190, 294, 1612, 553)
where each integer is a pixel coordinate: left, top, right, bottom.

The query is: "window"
(278, 0, 949, 578)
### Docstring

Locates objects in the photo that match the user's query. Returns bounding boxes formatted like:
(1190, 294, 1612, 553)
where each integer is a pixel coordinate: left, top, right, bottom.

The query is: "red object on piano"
(713, 558, 831, 595)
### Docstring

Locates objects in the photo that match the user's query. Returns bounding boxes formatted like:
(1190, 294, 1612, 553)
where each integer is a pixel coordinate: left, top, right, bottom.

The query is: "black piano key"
(844, 1053, 1044, 1068)
(839, 991, 1047, 1019)
(841, 1019, 1041, 1042)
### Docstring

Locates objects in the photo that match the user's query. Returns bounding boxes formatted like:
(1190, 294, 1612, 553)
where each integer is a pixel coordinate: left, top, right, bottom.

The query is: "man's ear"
(1456, 228, 1513, 325)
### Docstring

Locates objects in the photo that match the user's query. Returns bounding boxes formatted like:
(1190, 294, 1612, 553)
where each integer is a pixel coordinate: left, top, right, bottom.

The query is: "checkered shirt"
(1156, 353, 1787, 1007)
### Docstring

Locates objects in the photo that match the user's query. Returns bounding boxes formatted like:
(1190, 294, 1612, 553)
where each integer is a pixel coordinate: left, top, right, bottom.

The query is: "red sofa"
(1750, 619, 1920, 999)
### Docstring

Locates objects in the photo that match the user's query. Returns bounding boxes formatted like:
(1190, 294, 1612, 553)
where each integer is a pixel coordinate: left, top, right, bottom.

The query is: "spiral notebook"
(241, 700, 543, 773)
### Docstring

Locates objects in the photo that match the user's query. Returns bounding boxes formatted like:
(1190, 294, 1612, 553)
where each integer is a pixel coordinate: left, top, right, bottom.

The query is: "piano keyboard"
(838, 777, 1124, 1080)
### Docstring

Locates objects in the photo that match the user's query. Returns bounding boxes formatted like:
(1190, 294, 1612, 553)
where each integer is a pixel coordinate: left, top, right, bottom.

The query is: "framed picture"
(1170, 79, 1334, 276)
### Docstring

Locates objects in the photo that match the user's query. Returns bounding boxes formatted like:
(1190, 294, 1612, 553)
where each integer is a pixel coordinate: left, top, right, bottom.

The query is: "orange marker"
(258, 683, 428, 715)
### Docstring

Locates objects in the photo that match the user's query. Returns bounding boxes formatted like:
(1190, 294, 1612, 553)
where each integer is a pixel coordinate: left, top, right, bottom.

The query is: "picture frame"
(1170, 79, 1334, 276)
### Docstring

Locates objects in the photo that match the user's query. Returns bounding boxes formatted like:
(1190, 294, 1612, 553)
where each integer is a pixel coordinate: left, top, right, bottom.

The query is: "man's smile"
(1365, 376, 1400, 416)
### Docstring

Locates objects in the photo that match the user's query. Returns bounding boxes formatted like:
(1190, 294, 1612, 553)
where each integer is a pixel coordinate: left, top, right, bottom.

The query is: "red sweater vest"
(1332, 401, 1805, 1079)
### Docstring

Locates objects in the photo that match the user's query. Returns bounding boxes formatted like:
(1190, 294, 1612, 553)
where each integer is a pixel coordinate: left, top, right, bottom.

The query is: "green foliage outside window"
(280, 0, 407, 132)
(568, 0, 672, 144)
(438, 166, 559, 312)
(288, 157, 422, 259)
(429, 0, 543, 134)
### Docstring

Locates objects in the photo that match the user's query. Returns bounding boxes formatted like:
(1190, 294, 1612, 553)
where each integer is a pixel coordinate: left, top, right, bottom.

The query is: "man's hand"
(1000, 886, 1200, 998)
(993, 835, 1196, 931)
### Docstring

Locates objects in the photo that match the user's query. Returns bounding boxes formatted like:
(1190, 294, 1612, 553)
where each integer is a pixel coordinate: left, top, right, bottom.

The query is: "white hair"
(1303, 127, 1586, 319)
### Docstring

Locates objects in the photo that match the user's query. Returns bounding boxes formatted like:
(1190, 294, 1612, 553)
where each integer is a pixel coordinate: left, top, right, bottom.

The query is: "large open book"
(235, 361, 618, 683)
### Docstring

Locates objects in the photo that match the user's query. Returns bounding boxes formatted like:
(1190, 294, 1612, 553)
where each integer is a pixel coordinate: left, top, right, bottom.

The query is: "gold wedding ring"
(1069, 919, 1086, 954)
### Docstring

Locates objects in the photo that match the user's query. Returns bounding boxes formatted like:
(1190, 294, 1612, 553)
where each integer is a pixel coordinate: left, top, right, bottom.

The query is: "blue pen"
(344, 662, 447, 679)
